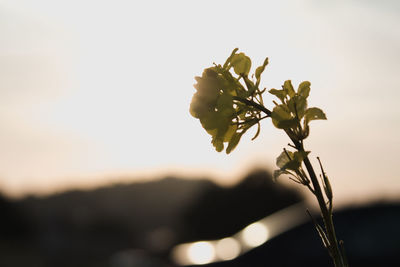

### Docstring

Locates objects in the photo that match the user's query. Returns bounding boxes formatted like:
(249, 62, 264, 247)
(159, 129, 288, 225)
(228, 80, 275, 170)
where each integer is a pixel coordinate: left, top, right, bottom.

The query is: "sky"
(0, 0, 399, 204)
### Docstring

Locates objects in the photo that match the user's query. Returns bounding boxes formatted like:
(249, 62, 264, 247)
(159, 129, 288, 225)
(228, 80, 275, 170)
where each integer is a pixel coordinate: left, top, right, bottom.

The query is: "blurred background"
(1, 0, 400, 266)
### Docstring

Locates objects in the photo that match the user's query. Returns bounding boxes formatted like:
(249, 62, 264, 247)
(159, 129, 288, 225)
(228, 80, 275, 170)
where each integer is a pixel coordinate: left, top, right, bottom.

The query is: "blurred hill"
(2, 170, 399, 267)
(0, 170, 302, 267)
(181, 170, 301, 242)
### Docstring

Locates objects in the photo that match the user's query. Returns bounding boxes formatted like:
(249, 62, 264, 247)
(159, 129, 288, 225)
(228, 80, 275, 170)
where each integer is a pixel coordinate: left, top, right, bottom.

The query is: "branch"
(233, 96, 272, 116)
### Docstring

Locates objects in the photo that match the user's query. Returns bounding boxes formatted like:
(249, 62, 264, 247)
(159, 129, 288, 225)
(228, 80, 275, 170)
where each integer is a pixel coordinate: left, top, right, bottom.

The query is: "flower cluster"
(190, 67, 237, 152)
(190, 49, 268, 153)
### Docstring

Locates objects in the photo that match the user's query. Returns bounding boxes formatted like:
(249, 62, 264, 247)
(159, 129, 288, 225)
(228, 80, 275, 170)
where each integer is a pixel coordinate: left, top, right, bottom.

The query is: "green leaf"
(276, 150, 309, 171)
(205, 128, 217, 138)
(282, 160, 301, 171)
(226, 118, 259, 154)
(274, 118, 298, 129)
(287, 95, 307, 119)
(223, 48, 239, 69)
(218, 68, 241, 96)
(271, 105, 297, 129)
(293, 151, 310, 163)
(251, 122, 261, 140)
(255, 57, 269, 85)
(304, 107, 327, 124)
(269, 89, 286, 103)
(255, 66, 264, 82)
(298, 81, 311, 98)
(283, 80, 295, 97)
(282, 151, 309, 171)
(226, 131, 243, 154)
(302, 124, 310, 139)
(216, 118, 230, 140)
(212, 138, 224, 152)
(200, 112, 219, 131)
(231, 53, 251, 76)
(223, 124, 237, 142)
(276, 150, 294, 169)
(323, 174, 333, 201)
(272, 104, 292, 120)
(242, 76, 256, 96)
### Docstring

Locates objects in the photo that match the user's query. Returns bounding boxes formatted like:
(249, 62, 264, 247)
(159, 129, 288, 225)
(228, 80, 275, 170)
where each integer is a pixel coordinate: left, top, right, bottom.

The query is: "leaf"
(269, 89, 286, 103)
(231, 53, 251, 76)
(255, 66, 264, 83)
(272, 104, 291, 118)
(287, 95, 307, 119)
(276, 150, 294, 169)
(218, 69, 241, 96)
(323, 174, 333, 201)
(274, 118, 298, 129)
(243, 76, 256, 95)
(293, 151, 310, 163)
(251, 121, 261, 140)
(226, 131, 243, 154)
(205, 128, 217, 138)
(302, 124, 310, 139)
(276, 150, 309, 171)
(255, 57, 269, 85)
(212, 138, 224, 152)
(200, 112, 219, 131)
(216, 117, 231, 140)
(217, 93, 234, 115)
(283, 80, 295, 97)
(223, 124, 237, 142)
(282, 160, 301, 171)
(271, 105, 297, 129)
(298, 81, 311, 98)
(225, 118, 259, 154)
(304, 107, 327, 124)
(223, 48, 239, 69)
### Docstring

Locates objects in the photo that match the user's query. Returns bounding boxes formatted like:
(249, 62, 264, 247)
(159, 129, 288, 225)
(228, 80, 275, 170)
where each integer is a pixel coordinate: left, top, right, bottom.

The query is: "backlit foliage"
(190, 48, 326, 155)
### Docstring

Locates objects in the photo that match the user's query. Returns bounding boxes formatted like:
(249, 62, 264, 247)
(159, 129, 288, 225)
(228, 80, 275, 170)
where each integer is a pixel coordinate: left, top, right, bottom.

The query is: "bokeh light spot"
(241, 222, 269, 248)
(215, 237, 241, 261)
(187, 241, 215, 265)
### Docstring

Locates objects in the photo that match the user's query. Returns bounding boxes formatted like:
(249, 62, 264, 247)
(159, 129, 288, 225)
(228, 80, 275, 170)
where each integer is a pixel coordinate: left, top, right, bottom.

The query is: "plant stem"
(232, 96, 272, 116)
(293, 139, 346, 267)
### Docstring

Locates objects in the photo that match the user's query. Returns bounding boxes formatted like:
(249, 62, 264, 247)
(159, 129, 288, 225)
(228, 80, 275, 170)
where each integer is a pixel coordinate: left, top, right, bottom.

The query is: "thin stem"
(305, 182, 316, 195)
(339, 240, 349, 267)
(288, 143, 297, 149)
(295, 140, 345, 267)
(233, 96, 272, 116)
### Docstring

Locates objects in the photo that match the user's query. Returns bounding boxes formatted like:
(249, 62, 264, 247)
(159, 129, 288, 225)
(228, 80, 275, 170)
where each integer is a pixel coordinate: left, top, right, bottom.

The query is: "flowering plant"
(190, 48, 348, 267)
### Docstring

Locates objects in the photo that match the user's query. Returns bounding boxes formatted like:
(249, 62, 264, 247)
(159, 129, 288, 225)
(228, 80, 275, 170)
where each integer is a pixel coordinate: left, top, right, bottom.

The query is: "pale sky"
(0, 0, 399, 204)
